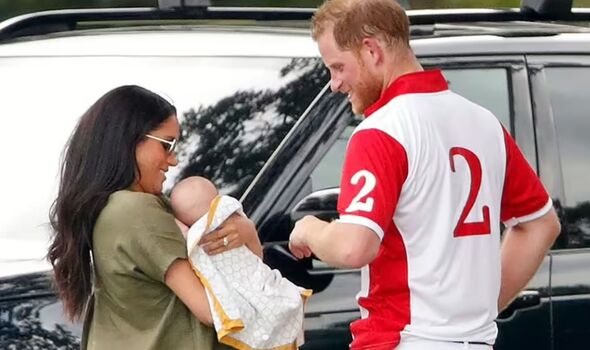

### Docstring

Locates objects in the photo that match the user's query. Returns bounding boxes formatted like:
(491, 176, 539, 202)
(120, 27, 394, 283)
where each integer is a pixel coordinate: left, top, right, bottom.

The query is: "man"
(288, 0, 561, 349)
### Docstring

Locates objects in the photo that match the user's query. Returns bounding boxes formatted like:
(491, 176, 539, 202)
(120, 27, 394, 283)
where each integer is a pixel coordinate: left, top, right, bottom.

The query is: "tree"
(175, 58, 329, 198)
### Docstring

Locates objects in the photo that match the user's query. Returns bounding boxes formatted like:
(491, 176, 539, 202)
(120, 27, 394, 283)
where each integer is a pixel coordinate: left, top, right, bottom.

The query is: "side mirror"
(290, 188, 340, 222)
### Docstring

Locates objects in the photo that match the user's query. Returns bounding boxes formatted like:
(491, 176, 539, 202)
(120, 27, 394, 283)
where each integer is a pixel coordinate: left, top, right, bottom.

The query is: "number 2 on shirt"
(449, 147, 491, 237)
(345, 170, 376, 213)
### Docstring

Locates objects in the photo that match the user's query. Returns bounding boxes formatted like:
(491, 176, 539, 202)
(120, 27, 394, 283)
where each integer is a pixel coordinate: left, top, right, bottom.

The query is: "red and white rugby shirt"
(337, 70, 552, 350)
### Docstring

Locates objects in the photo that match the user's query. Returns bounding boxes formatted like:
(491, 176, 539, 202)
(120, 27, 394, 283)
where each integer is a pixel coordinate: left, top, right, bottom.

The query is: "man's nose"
(330, 78, 342, 92)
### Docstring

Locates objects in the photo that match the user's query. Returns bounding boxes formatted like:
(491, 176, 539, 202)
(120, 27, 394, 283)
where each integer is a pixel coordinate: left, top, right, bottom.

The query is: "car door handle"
(512, 290, 541, 310)
(497, 290, 542, 320)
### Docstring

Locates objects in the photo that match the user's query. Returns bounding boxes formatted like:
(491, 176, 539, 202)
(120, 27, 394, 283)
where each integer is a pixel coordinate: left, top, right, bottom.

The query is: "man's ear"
(361, 37, 385, 66)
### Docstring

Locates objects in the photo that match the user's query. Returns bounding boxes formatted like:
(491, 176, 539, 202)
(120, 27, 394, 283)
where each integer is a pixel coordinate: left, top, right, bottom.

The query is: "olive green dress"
(82, 190, 231, 350)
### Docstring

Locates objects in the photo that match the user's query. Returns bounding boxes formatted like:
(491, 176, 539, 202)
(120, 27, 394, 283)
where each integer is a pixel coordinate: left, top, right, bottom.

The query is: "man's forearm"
(307, 221, 354, 268)
(498, 209, 560, 310)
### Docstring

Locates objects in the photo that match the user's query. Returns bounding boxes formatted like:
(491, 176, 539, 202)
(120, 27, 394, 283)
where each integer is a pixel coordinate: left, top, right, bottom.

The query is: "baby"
(170, 176, 225, 239)
(170, 176, 311, 350)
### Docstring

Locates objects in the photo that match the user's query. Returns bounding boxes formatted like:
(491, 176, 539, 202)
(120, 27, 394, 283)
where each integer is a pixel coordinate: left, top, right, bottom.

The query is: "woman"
(48, 85, 261, 349)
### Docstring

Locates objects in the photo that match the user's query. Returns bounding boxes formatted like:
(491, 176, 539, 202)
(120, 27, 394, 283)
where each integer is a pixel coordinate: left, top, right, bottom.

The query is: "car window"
(0, 56, 325, 243)
(545, 67, 590, 249)
(309, 67, 512, 191)
(442, 68, 511, 131)
(309, 115, 360, 192)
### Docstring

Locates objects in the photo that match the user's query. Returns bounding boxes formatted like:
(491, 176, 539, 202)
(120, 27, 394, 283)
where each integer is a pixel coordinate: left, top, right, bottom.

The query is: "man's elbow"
(548, 209, 561, 242)
(328, 223, 380, 268)
(342, 245, 378, 269)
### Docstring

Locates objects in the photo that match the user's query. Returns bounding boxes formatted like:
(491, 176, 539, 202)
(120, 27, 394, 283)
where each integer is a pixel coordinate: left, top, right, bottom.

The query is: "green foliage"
(176, 58, 328, 197)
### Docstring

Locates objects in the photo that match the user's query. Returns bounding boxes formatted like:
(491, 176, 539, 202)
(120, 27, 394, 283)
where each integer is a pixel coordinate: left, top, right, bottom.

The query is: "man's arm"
(289, 215, 380, 268)
(498, 208, 561, 310)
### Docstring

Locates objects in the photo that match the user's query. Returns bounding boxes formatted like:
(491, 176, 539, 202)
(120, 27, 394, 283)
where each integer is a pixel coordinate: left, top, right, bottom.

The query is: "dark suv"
(1, 0, 589, 349)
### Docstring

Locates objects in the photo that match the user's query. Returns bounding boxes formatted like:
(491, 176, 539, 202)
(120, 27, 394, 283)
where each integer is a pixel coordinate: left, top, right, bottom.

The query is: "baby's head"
(170, 176, 218, 227)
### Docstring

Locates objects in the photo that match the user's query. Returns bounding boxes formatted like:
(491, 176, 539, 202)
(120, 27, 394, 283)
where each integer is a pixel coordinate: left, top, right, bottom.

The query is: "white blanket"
(187, 195, 311, 350)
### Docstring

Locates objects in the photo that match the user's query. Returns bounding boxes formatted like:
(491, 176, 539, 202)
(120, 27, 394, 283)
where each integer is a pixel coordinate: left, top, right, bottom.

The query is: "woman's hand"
(198, 213, 263, 258)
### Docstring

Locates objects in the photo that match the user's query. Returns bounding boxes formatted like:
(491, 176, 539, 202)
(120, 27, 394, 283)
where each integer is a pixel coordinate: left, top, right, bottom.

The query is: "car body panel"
(0, 28, 318, 57)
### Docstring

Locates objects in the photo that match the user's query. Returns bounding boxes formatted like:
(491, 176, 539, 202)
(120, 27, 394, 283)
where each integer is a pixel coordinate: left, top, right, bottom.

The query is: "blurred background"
(2, 0, 590, 22)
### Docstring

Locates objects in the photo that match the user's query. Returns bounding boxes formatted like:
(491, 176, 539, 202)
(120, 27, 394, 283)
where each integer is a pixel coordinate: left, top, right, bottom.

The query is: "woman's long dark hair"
(48, 85, 176, 321)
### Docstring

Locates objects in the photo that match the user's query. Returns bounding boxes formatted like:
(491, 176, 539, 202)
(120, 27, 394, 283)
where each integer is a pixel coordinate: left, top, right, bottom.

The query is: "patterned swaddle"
(187, 195, 312, 350)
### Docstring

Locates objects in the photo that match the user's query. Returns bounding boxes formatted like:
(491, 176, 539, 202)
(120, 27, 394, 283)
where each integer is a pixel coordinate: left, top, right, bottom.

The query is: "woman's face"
(133, 115, 180, 195)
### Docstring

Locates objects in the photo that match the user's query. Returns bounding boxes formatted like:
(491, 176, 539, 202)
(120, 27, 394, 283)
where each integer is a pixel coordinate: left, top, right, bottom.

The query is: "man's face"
(317, 29, 382, 115)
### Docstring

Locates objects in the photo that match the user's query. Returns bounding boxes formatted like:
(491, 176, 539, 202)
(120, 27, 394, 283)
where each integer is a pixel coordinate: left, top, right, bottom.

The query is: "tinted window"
(545, 67, 590, 249)
(443, 68, 511, 131)
(309, 115, 360, 192)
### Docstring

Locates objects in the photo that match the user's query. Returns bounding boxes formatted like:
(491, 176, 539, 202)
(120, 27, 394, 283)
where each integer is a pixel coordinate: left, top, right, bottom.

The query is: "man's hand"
(289, 216, 380, 268)
(289, 215, 327, 259)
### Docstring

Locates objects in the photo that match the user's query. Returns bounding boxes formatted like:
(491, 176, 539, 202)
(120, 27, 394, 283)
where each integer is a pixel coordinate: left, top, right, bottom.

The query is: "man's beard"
(352, 66, 382, 115)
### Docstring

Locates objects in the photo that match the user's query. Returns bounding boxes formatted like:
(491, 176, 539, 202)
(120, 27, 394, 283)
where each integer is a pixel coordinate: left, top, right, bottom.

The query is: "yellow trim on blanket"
(188, 260, 245, 334)
(221, 335, 298, 350)
(188, 195, 223, 256)
(218, 288, 313, 350)
(206, 195, 222, 230)
(298, 288, 313, 347)
(189, 195, 309, 350)
(188, 196, 246, 336)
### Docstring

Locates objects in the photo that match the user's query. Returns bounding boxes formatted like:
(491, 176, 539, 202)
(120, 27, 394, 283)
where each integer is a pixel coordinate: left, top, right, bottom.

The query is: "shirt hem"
(337, 215, 384, 240)
(503, 198, 553, 227)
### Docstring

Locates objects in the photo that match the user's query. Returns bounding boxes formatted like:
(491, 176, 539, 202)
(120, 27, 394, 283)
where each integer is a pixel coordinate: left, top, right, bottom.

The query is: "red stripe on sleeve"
(337, 129, 409, 234)
(500, 127, 550, 223)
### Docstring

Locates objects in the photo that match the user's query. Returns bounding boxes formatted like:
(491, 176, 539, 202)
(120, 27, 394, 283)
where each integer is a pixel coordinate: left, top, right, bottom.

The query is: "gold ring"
(223, 236, 229, 247)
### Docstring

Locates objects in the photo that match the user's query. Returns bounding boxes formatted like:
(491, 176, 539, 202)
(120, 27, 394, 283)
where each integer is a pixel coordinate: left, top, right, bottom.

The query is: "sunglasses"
(145, 134, 177, 154)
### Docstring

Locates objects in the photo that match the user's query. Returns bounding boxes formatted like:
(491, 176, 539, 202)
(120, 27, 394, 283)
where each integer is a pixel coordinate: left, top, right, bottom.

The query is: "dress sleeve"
(118, 193, 188, 282)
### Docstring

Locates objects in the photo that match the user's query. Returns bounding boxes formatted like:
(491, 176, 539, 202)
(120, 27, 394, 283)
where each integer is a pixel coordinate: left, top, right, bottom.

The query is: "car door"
(427, 57, 552, 350)
(528, 55, 590, 350)
(243, 56, 552, 349)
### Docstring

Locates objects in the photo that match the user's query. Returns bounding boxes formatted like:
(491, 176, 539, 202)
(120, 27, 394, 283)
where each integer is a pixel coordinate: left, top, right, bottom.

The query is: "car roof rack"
(0, 6, 316, 43)
(1, 0, 589, 43)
